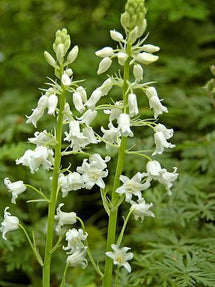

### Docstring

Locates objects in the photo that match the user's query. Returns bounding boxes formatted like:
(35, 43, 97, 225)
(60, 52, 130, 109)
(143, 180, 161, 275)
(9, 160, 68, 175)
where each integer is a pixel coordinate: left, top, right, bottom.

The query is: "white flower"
(47, 94, 58, 115)
(110, 30, 124, 42)
(63, 228, 88, 253)
(97, 57, 112, 75)
(104, 101, 123, 122)
(145, 87, 168, 118)
(55, 203, 76, 233)
(153, 123, 175, 155)
(118, 113, 133, 137)
(101, 122, 120, 148)
(146, 161, 178, 195)
(133, 64, 143, 81)
(95, 47, 114, 57)
(130, 198, 154, 221)
(136, 52, 159, 65)
(116, 172, 149, 203)
(77, 109, 97, 126)
(26, 108, 44, 127)
(117, 52, 128, 66)
(128, 93, 139, 117)
(4, 178, 26, 204)
(59, 172, 84, 197)
(82, 126, 99, 145)
(100, 78, 113, 96)
(66, 247, 88, 269)
(0, 207, 19, 240)
(77, 154, 109, 189)
(16, 146, 54, 173)
(28, 130, 53, 146)
(37, 95, 49, 111)
(73, 91, 85, 113)
(153, 131, 175, 155)
(106, 244, 133, 273)
(62, 72, 72, 86)
(76, 86, 87, 103)
(86, 88, 103, 109)
(142, 44, 160, 53)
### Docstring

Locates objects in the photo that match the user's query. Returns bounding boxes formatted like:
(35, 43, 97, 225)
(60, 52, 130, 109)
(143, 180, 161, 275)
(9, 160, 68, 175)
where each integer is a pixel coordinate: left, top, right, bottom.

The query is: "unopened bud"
(67, 45, 79, 64)
(133, 64, 143, 81)
(97, 57, 112, 75)
(95, 47, 114, 58)
(136, 52, 159, 65)
(56, 43, 65, 64)
(142, 44, 160, 53)
(128, 26, 139, 44)
(110, 30, 124, 42)
(44, 51, 57, 68)
(117, 52, 128, 66)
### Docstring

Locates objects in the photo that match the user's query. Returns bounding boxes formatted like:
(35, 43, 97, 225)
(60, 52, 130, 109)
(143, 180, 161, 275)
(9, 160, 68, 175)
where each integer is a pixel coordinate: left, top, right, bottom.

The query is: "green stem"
(25, 184, 49, 202)
(59, 263, 69, 287)
(102, 44, 131, 287)
(42, 71, 66, 287)
(19, 224, 43, 266)
(116, 209, 133, 246)
(77, 217, 104, 278)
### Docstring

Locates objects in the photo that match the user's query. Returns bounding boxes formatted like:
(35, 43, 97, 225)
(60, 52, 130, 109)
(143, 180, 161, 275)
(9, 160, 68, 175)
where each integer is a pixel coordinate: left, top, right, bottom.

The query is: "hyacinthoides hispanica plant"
(0, 0, 178, 286)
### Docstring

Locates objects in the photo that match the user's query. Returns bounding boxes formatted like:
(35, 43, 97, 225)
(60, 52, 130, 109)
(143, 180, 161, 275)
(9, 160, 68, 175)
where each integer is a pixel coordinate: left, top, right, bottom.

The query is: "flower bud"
(64, 38, 71, 54)
(136, 52, 159, 65)
(128, 26, 139, 44)
(100, 78, 113, 96)
(56, 43, 65, 64)
(86, 88, 103, 109)
(67, 45, 79, 64)
(117, 52, 128, 66)
(120, 12, 130, 31)
(118, 113, 133, 137)
(76, 86, 87, 103)
(142, 44, 160, 53)
(62, 72, 72, 86)
(133, 64, 143, 81)
(97, 57, 112, 75)
(44, 51, 57, 68)
(110, 30, 124, 42)
(95, 47, 114, 58)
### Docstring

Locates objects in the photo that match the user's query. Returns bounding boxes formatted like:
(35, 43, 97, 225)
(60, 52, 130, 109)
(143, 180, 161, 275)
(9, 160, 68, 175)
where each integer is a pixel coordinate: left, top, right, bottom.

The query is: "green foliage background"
(0, 0, 215, 286)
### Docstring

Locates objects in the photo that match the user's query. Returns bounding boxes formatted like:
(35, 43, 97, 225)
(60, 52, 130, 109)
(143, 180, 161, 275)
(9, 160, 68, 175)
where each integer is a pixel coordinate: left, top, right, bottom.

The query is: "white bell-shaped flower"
(59, 172, 84, 197)
(55, 203, 77, 233)
(0, 207, 19, 240)
(77, 109, 97, 126)
(76, 86, 87, 103)
(62, 72, 72, 86)
(66, 247, 88, 269)
(86, 88, 103, 109)
(128, 93, 139, 117)
(106, 244, 133, 273)
(47, 94, 58, 115)
(118, 113, 133, 137)
(130, 198, 154, 221)
(63, 228, 88, 254)
(100, 78, 113, 96)
(145, 87, 168, 118)
(26, 108, 44, 127)
(73, 91, 85, 113)
(153, 131, 175, 155)
(28, 130, 53, 146)
(4, 178, 26, 204)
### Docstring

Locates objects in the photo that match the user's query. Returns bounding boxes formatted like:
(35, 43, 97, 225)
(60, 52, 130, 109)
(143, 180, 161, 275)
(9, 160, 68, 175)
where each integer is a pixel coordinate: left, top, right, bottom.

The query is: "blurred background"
(0, 0, 215, 286)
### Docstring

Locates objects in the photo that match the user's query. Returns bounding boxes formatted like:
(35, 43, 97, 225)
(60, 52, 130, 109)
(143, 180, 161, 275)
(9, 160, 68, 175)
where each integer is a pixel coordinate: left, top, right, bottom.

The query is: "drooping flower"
(104, 101, 123, 122)
(86, 88, 103, 109)
(116, 172, 149, 203)
(153, 129, 175, 155)
(145, 87, 168, 118)
(55, 203, 77, 233)
(118, 113, 133, 137)
(77, 109, 97, 126)
(146, 160, 178, 195)
(4, 178, 26, 204)
(73, 91, 85, 113)
(66, 247, 88, 269)
(47, 94, 58, 115)
(101, 122, 120, 148)
(130, 198, 154, 221)
(99, 78, 113, 96)
(0, 207, 19, 240)
(128, 93, 139, 117)
(63, 228, 88, 254)
(106, 244, 134, 273)
(28, 130, 53, 146)
(16, 146, 54, 173)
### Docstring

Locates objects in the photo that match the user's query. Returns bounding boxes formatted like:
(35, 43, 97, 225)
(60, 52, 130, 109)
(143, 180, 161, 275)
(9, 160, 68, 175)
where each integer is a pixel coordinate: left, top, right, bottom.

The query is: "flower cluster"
(63, 228, 88, 268)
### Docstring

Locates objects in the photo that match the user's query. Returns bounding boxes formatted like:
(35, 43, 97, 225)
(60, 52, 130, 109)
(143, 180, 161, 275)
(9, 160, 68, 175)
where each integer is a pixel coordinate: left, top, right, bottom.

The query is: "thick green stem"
(42, 80, 66, 287)
(102, 44, 131, 287)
